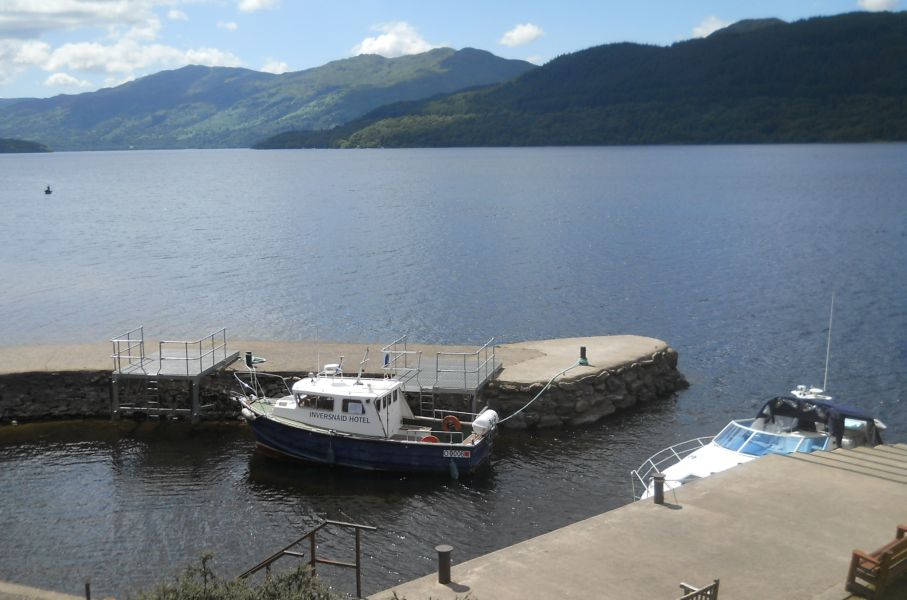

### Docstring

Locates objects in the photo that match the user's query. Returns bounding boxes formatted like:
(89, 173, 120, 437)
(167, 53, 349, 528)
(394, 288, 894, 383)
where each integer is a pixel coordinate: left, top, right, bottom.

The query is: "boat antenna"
(823, 292, 834, 392)
(355, 347, 369, 385)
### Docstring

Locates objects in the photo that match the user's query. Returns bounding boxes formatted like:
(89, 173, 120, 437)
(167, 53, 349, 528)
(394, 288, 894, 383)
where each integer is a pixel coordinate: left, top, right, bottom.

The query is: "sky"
(0, 0, 902, 99)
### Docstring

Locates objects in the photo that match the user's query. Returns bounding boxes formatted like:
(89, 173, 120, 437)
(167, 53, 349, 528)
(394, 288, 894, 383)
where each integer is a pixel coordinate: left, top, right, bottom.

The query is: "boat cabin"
(751, 395, 884, 450)
(269, 374, 415, 438)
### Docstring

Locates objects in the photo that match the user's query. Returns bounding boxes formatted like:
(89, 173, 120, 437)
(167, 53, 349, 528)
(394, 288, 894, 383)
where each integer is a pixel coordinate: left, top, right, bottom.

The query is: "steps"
(787, 443, 907, 485)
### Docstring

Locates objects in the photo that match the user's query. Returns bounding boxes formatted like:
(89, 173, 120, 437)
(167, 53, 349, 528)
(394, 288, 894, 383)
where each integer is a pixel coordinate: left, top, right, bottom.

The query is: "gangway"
(110, 326, 240, 422)
(381, 335, 501, 416)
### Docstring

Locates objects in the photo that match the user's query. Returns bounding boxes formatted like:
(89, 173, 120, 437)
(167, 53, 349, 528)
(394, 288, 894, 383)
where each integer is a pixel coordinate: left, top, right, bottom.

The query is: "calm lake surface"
(0, 146, 905, 597)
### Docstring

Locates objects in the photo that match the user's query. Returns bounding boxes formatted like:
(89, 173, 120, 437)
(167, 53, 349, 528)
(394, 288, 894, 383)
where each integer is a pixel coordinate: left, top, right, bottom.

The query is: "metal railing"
(435, 337, 497, 390)
(111, 326, 146, 373)
(238, 519, 376, 598)
(233, 371, 293, 401)
(630, 436, 714, 501)
(159, 328, 229, 376)
(381, 334, 423, 384)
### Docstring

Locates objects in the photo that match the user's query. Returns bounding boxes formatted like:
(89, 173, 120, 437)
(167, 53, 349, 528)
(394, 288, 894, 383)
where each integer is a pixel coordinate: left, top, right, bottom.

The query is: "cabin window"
(314, 396, 334, 411)
(343, 399, 364, 415)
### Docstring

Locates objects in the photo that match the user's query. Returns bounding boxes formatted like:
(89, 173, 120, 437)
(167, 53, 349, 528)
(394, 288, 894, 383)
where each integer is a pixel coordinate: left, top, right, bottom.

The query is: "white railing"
(435, 337, 497, 390)
(630, 436, 714, 501)
(158, 328, 229, 376)
(111, 325, 146, 372)
(381, 335, 422, 383)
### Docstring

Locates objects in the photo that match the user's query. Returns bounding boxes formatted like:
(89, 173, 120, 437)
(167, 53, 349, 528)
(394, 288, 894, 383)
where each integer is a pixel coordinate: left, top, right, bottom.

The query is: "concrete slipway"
(372, 445, 907, 600)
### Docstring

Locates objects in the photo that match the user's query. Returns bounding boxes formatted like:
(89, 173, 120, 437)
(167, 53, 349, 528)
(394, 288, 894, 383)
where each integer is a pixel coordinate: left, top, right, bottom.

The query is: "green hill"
(0, 138, 50, 153)
(0, 48, 534, 150)
(258, 11, 907, 148)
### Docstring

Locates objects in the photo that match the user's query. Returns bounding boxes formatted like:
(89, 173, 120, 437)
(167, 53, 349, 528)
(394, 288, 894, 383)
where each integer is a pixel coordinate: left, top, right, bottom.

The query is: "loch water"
(0, 145, 905, 598)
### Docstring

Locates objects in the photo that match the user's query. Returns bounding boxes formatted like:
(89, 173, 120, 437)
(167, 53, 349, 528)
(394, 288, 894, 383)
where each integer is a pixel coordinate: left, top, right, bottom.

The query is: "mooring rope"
(497, 359, 583, 424)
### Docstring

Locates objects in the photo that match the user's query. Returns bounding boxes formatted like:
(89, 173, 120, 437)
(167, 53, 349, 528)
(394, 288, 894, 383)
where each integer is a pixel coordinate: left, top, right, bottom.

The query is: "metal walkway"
(381, 335, 501, 395)
(381, 335, 502, 417)
(110, 326, 240, 422)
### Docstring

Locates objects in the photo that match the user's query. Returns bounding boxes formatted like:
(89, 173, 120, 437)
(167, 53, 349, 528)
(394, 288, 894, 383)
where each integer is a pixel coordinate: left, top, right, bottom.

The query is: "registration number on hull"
(443, 449, 471, 459)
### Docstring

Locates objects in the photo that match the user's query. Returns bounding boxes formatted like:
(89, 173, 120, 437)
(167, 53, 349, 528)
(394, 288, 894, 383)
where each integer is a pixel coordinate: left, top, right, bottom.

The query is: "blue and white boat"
(631, 385, 886, 500)
(233, 352, 499, 477)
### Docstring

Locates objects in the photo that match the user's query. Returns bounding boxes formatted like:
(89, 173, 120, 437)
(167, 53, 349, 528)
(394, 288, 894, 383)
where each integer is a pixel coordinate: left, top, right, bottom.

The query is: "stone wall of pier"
(0, 348, 686, 427)
(482, 347, 687, 429)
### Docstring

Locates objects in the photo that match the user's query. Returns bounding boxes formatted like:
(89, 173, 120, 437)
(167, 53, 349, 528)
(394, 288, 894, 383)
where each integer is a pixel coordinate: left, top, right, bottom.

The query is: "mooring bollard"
(579, 346, 588, 366)
(435, 544, 453, 584)
(84, 579, 91, 600)
(653, 472, 665, 505)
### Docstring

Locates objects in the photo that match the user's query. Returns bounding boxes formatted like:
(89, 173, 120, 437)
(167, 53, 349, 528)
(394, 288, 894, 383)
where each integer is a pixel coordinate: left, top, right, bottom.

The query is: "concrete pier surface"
(0, 581, 82, 600)
(0, 335, 666, 382)
(371, 444, 907, 600)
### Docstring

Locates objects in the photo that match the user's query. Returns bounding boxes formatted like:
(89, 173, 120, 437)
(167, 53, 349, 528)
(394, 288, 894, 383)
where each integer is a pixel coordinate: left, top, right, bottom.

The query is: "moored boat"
(233, 351, 499, 477)
(630, 385, 886, 500)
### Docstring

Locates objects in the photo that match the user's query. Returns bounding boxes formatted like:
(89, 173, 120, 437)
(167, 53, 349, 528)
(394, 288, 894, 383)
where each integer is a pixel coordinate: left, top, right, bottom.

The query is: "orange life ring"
(441, 415, 462, 432)
(421, 435, 439, 443)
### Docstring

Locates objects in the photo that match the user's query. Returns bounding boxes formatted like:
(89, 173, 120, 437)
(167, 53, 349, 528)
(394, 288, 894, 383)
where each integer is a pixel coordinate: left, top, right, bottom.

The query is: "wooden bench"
(678, 579, 719, 600)
(846, 524, 907, 598)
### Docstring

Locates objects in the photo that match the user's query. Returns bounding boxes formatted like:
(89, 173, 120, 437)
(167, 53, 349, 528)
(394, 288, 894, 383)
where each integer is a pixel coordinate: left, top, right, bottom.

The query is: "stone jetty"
(0, 336, 686, 427)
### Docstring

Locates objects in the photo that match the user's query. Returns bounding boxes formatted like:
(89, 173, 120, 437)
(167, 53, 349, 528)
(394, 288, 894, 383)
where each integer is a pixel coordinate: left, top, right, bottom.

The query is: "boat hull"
(245, 413, 493, 474)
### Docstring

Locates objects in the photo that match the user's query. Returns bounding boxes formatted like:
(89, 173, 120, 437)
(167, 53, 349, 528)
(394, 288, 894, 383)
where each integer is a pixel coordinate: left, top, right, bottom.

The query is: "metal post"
(436, 544, 453, 584)
(579, 346, 588, 366)
(84, 580, 90, 600)
(653, 472, 665, 505)
(355, 527, 362, 598)
(310, 533, 316, 573)
(111, 377, 120, 420)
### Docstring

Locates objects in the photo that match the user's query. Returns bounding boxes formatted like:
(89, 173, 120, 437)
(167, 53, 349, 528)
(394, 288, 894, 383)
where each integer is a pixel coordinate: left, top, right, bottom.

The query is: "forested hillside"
(257, 12, 907, 148)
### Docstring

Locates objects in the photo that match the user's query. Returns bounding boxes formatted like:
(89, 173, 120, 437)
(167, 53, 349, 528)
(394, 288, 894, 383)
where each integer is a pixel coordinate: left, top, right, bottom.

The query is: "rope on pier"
(497, 359, 583, 424)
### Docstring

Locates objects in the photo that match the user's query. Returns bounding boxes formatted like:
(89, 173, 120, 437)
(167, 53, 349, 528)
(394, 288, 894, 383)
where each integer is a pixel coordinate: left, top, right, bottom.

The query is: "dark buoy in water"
(44, 185, 52, 195)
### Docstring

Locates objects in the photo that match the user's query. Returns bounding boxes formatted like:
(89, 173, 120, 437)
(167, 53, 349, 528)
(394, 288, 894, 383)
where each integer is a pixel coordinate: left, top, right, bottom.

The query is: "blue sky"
(0, 0, 901, 99)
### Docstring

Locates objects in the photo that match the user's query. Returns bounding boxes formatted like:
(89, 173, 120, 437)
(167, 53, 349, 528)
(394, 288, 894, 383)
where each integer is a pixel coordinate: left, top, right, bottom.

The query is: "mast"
(823, 293, 834, 392)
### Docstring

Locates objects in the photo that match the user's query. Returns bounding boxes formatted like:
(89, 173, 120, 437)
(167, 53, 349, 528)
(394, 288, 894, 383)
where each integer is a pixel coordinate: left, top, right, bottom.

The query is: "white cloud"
(15, 40, 52, 66)
(692, 16, 730, 38)
(857, 0, 899, 10)
(261, 59, 289, 74)
(45, 71, 92, 88)
(351, 22, 437, 57)
(218, 21, 239, 31)
(0, 3, 247, 95)
(499, 23, 545, 48)
(0, 1, 158, 38)
(44, 39, 243, 75)
(525, 55, 545, 65)
(238, 0, 280, 13)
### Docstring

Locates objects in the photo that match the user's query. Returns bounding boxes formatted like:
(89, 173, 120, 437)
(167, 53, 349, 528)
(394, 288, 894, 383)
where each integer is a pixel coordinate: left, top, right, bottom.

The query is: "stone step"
(788, 445, 907, 485)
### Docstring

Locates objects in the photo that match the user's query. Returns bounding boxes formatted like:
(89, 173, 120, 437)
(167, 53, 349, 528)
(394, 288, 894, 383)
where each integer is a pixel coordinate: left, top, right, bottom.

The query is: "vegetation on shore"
(255, 12, 907, 148)
(0, 137, 50, 153)
(131, 554, 341, 600)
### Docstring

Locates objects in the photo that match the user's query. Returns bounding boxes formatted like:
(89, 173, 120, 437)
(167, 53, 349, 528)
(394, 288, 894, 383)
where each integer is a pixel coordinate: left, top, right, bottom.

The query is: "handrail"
(234, 371, 292, 399)
(110, 325, 145, 373)
(238, 519, 376, 598)
(435, 337, 496, 389)
(158, 328, 229, 376)
(630, 436, 714, 501)
(381, 334, 422, 385)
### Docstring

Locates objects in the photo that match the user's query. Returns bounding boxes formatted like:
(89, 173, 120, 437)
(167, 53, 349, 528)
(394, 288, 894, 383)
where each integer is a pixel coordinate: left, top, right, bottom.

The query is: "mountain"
(0, 138, 50, 153)
(256, 11, 907, 148)
(0, 48, 534, 150)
